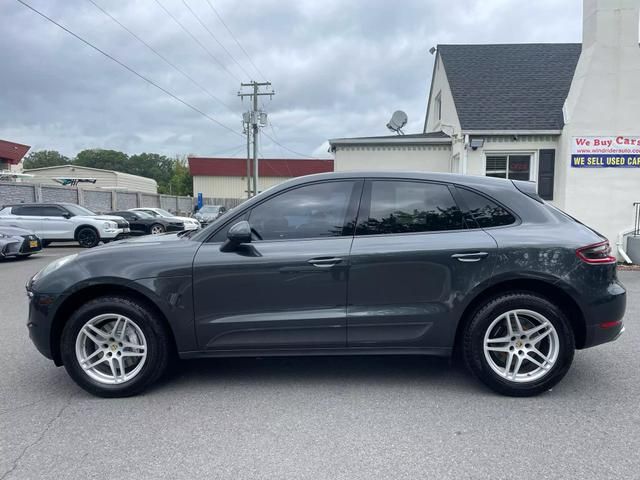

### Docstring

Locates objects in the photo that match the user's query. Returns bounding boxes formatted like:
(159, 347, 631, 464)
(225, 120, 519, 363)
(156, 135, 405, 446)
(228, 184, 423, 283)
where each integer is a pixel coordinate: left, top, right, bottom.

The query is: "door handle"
(307, 257, 343, 268)
(451, 252, 489, 262)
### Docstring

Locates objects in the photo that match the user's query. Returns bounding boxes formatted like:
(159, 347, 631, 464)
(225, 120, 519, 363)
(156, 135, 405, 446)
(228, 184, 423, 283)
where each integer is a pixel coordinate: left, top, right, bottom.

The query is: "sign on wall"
(571, 136, 640, 168)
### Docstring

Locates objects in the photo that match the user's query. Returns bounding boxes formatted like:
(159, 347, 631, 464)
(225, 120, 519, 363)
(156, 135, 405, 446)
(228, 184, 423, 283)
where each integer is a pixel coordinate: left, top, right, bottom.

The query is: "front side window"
(357, 181, 463, 235)
(457, 188, 516, 228)
(248, 181, 359, 241)
(486, 154, 531, 181)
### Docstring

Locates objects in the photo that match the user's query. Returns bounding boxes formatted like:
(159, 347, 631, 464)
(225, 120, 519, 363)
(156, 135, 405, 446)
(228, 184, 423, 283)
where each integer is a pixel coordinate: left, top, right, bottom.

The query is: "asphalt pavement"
(1, 247, 639, 479)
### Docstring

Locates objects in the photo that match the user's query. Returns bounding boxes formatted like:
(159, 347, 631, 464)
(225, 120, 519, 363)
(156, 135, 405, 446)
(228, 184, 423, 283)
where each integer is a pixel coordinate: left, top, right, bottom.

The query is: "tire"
(149, 223, 165, 235)
(60, 295, 171, 397)
(76, 227, 100, 248)
(463, 292, 575, 397)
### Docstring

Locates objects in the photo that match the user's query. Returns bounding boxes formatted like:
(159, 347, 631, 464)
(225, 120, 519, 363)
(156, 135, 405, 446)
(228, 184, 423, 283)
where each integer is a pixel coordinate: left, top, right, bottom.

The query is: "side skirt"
(179, 346, 452, 360)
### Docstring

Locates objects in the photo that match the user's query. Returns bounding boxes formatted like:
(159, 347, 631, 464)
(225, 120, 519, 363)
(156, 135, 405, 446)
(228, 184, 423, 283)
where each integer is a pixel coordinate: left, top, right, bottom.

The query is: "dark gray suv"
(26, 172, 626, 397)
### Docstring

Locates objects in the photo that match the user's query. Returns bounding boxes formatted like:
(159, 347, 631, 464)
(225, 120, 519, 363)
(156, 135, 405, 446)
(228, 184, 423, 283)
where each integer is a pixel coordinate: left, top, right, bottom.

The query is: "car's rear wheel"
(61, 296, 171, 397)
(150, 223, 165, 235)
(463, 292, 575, 397)
(76, 227, 100, 248)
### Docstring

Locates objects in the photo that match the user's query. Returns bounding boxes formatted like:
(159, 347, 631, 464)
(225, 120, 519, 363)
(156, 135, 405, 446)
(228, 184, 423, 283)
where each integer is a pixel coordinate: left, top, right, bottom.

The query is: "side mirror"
(62, 213, 72, 219)
(220, 220, 252, 252)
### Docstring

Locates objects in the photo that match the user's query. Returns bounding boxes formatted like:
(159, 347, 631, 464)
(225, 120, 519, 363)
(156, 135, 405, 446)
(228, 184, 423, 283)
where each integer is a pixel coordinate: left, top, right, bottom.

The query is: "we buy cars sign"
(571, 136, 640, 168)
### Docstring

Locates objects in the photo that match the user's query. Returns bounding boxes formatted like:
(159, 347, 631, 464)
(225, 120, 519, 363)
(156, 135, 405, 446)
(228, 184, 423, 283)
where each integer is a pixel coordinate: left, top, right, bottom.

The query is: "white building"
(23, 165, 158, 194)
(188, 157, 334, 200)
(330, 0, 640, 258)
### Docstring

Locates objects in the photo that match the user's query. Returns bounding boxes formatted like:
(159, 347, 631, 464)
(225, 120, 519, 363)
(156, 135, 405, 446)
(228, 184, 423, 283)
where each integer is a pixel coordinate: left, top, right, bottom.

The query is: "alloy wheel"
(150, 224, 164, 235)
(75, 314, 147, 385)
(483, 309, 560, 383)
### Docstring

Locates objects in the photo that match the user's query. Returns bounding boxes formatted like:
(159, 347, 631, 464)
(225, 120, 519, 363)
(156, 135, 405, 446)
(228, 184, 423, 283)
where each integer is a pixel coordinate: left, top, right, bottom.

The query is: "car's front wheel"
(60, 296, 171, 397)
(76, 227, 100, 248)
(463, 292, 575, 397)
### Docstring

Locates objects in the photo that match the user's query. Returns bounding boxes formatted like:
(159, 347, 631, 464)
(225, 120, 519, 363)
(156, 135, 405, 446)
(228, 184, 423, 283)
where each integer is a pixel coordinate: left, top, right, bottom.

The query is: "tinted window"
(209, 212, 250, 243)
(249, 181, 358, 241)
(357, 181, 463, 235)
(13, 205, 64, 216)
(457, 188, 516, 228)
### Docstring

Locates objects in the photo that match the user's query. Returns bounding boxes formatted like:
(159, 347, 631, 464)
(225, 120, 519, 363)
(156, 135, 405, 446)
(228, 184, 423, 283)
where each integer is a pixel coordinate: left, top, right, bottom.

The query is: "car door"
(119, 212, 145, 234)
(7, 205, 43, 233)
(40, 205, 74, 239)
(346, 179, 498, 350)
(193, 179, 363, 350)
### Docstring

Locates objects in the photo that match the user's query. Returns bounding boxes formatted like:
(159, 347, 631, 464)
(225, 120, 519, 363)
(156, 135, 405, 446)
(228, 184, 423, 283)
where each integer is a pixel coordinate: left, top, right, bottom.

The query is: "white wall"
(333, 145, 452, 173)
(558, 0, 640, 255)
(193, 175, 291, 199)
(424, 54, 461, 134)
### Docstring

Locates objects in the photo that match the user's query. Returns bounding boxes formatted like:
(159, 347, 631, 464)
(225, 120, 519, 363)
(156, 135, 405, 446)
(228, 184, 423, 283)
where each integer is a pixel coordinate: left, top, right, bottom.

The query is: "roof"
(330, 131, 450, 149)
(188, 157, 334, 177)
(23, 164, 158, 186)
(0, 139, 31, 165)
(437, 43, 582, 131)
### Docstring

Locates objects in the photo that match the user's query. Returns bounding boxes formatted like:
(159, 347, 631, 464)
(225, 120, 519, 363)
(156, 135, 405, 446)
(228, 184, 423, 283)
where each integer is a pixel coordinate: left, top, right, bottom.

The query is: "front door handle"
(307, 257, 343, 268)
(451, 252, 489, 262)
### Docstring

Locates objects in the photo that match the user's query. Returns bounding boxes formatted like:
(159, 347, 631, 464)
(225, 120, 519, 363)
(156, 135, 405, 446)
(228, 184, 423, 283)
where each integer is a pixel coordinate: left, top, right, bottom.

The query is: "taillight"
(576, 240, 616, 265)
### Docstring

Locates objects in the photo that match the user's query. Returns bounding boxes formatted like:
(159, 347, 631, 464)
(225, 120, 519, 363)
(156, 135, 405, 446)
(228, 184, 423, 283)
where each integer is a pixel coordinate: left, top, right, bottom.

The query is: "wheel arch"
(453, 277, 587, 355)
(73, 224, 99, 240)
(50, 283, 178, 366)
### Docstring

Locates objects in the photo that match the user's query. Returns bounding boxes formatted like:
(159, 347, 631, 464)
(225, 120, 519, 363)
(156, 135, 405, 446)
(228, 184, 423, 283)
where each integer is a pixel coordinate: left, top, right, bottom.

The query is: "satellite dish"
(386, 110, 408, 135)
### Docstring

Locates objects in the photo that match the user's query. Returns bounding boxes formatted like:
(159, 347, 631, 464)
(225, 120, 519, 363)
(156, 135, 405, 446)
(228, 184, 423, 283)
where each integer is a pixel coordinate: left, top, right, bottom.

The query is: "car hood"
(0, 225, 35, 236)
(92, 215, 126, 222)
(171, 216, 198, 223)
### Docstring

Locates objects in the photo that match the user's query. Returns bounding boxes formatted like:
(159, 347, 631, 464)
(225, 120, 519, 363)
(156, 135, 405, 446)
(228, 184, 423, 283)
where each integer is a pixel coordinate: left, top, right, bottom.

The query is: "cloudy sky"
(1, 0, 582, 159)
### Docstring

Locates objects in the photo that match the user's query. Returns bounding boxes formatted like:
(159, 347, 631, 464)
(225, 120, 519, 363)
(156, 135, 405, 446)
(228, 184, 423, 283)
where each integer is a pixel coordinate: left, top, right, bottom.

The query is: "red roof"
(188, 157, 334, 178)
(0, 139, 31, 165)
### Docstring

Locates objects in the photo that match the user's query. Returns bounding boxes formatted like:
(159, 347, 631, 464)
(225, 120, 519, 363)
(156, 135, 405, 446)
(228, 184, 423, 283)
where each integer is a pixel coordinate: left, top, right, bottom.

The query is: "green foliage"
(74, 149, 129, 172)
(23, 150, 70, 170)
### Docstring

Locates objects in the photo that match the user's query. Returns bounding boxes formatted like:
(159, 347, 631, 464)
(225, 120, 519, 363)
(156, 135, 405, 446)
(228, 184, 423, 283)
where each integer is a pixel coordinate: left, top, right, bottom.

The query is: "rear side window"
(12, 205, 41, 216)
(357, 180, 463, 235)
(457, 188, 516, 228)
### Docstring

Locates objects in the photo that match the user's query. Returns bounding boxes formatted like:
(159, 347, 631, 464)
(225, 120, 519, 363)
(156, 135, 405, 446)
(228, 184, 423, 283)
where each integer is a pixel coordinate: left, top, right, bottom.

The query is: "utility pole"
(238, 81, 274, 196)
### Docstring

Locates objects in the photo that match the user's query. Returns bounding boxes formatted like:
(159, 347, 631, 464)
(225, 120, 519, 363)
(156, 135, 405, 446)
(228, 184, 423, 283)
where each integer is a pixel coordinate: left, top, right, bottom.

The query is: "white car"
(0, 203, 129, 248)
(129, 207, 200, 230)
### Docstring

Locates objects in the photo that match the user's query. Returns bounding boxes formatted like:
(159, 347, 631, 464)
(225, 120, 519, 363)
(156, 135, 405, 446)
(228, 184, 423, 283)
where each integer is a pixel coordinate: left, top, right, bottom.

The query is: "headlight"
(103, 221, 117, 229)
(32, 254, 77, 282)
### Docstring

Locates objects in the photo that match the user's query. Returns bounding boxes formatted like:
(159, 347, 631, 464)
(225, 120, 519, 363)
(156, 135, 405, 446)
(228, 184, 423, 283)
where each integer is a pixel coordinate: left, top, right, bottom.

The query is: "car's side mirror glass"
(221, 221, 252, 252)
(62, 213, 72, 219)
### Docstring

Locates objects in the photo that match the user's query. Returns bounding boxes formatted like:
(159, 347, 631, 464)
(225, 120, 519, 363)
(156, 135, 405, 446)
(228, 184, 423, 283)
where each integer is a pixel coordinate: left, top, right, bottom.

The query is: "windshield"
(200, 206, 221, 213)
(65, 204, 96, 216)
(154, 209, 174, 218)
(134, 211, 154, 219)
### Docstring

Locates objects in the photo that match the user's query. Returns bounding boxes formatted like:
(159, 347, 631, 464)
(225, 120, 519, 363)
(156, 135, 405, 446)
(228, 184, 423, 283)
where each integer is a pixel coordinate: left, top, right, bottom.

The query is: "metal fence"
(0, 181, 242, 216)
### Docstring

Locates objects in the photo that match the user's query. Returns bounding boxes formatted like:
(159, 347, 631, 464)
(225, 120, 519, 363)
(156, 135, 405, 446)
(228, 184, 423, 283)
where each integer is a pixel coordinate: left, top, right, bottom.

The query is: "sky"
(0, 0, 582, 160)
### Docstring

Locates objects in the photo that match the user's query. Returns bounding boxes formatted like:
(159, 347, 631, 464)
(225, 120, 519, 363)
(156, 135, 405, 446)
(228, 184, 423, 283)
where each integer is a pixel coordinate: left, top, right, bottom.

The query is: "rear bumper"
(581, 280, 626, 349)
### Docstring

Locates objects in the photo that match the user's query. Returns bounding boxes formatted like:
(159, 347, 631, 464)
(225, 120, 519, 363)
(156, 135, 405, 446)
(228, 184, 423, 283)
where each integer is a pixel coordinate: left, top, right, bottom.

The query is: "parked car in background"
(0, 225, 42, 259)
(129, 207, 200, 230)
(0, 203, 129, 248)
(26, 172, 625, 398)
(111, 210, 184, 235)
(194, 205, 227, 225)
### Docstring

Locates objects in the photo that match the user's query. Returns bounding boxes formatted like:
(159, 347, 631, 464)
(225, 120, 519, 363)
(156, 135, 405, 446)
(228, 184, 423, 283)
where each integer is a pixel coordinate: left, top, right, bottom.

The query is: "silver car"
(0, 225, 42, 259)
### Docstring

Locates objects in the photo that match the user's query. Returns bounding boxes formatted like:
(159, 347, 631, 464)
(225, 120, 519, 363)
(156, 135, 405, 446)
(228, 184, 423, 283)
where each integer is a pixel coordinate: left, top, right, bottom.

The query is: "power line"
(262, 129, 316, 158)
(86, 0, 234, 112)
(153, 0, 241, 84)
(204, 0, 267, 81)
(16, 0, 243, 138)
(180, 0, 252, 80)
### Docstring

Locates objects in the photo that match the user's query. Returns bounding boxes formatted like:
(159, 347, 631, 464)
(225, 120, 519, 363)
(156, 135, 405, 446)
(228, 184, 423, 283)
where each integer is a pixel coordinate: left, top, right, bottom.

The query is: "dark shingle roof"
(438, 43, 581, 131)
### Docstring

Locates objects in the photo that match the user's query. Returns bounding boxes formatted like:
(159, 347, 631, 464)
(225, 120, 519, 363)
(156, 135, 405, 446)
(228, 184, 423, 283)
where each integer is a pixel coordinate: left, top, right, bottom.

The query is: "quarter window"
(457, 188, 516, 228)
(248, 181, 359, 241)
(486, 155, 531, 181)
(357, 181, 463, 235)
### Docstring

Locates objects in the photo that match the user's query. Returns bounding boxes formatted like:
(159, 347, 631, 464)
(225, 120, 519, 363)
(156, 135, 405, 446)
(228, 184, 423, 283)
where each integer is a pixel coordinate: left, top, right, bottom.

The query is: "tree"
(128, 153, 174, 192)
(22, 150, 69, 170)
(73, 149, 129, 172)
(165, 157, 193, 196)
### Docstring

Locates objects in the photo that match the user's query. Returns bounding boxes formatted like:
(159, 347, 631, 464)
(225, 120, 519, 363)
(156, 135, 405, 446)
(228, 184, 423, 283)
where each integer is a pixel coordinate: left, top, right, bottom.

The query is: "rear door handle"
(451, 252, 489, 262)
(307, 257, 343, 268)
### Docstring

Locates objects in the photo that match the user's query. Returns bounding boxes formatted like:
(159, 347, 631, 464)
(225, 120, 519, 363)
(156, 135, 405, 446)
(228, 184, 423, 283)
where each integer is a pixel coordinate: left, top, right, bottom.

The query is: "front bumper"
(1, 235, 42, 258)
(26, 286, 61, 361)
(101, 227, 130, 239)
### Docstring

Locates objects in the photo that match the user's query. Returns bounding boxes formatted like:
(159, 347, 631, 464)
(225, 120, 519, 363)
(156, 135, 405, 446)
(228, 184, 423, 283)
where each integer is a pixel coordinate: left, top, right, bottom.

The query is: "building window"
(486, 154, 531, 181)
(435, 92, 442, 121)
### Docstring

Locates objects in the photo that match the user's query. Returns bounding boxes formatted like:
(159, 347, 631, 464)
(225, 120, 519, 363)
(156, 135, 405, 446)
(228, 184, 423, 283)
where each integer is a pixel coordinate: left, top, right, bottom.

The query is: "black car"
(110, 210, 184, 236)
(25, 172, 626, 398)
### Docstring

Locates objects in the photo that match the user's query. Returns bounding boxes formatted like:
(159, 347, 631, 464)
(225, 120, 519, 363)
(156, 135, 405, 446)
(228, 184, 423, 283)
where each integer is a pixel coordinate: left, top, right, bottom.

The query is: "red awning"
(0, 139, 31, 165)
(188, 157, 334, 178)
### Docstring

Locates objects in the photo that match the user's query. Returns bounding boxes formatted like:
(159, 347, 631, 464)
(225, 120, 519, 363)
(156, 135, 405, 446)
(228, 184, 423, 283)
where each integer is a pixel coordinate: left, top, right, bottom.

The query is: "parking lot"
(0, 246, 638, 479)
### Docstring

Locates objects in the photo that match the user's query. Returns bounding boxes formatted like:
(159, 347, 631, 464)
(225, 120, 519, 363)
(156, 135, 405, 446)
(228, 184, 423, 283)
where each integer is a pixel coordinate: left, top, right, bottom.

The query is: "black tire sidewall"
(61, 296, 169, 397)
(464, 292, 575, 397)
(76, 227, 99, 248)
